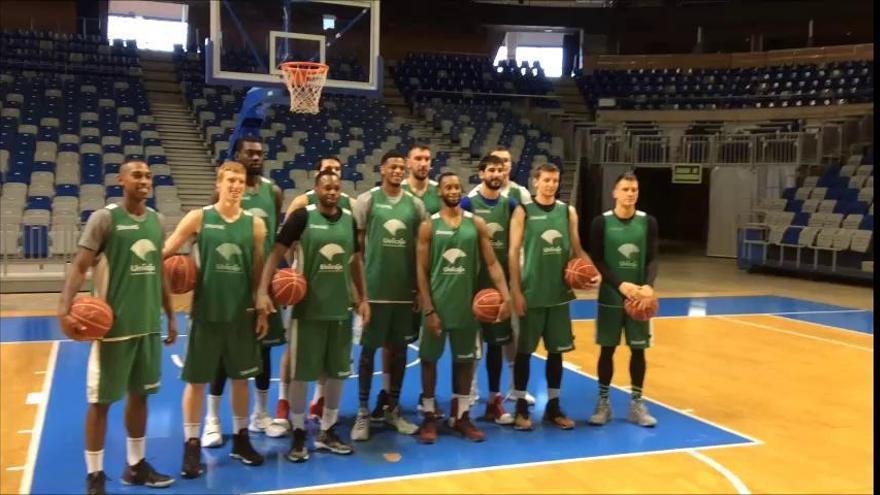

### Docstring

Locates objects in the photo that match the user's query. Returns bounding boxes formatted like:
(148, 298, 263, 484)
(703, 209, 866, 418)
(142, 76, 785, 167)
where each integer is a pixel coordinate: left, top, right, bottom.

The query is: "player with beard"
(459, 154, 518, 425)
(415, 172, 511, 443)
(202, 137, 285, 447)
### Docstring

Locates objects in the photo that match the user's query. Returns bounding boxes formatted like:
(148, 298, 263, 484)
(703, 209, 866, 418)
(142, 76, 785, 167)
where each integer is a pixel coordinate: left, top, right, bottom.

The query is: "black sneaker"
(542, 398, 575, 430)
(370, 389, 389, 423)
(286, 428, 309, 463)
(121, 459, 175, 488)
(86, 471, 106, 495)
(315, 425, 354, 455)
(230, 428, 264, 466)
(180, 438, 203, 479)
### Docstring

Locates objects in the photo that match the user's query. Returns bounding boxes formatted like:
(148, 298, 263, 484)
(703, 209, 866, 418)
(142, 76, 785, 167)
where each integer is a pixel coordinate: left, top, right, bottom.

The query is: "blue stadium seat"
(22, 225, 48, 258)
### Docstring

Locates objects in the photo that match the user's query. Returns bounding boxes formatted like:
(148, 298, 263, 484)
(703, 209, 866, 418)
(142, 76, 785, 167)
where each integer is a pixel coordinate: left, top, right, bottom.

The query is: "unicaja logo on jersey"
(540, 229, 563, 254)
(215, 243, 243, 273)
(247, 207, 268, 218)
(617, 243, 640, 268)
(486, 222, 505, 249)
(129, 239, 157, 275)
(318, 243, 345, 272)
(381, 219, 407, 248)
(441, 248, 467, 275)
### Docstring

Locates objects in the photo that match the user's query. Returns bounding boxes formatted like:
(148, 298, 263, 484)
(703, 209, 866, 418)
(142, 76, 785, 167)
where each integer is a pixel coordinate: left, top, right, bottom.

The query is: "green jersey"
(466, 189, 511, 288)
(403, 179, 441, 214)
(292, 205, 356, 320)
(242, 177, 277, 258)
(307, 189, 352, 210)
(192, 206, 256, 323)
(429, 211, 480, 330)
(520, 200, 574, 308)
(102, 203, 164, 339)
(598, 210, 649, 306)
(362, 187, 422, 302)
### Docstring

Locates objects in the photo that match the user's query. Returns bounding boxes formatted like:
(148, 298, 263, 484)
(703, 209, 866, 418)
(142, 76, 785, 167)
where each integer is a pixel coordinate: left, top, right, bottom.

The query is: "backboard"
(207, 0, 380, 94)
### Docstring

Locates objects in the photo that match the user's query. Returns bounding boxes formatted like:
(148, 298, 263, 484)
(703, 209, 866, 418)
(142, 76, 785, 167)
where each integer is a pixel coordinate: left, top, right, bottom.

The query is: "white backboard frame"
(208, 0, 379, 91)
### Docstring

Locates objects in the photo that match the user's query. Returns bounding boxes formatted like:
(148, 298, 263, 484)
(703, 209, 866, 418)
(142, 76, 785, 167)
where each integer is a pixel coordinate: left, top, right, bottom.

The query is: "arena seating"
(576, 60, 874, 110)
(740, 148, 874, 279)
(0, 29, 182, 260)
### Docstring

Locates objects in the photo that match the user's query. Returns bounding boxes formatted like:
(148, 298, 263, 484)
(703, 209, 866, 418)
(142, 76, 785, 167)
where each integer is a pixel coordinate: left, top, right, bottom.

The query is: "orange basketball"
(564, 258, 600, 289)
(70, 296, 114, 339)
(163, 255, 196, 294)
(472, 288, 504, 323)
(624, 296, 659, 322)
(271, 268, 307, 306)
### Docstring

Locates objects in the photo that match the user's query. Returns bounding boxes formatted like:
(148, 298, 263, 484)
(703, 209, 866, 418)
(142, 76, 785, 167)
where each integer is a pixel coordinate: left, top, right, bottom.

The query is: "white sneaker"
(248, 411, 273, 433)
(201, 417, 223, 448)
(504, 388, 536, 406)
(351, 411, 371, 441)
(265, 418, 290, 438)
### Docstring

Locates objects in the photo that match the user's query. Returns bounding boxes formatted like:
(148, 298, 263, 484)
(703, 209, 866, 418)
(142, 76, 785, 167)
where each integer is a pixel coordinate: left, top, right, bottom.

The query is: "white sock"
(457, 395, 469, 419)
(292, 413, 305, 430)
(126, 437, 145, 467)
(85, 449, 103, 474)
(277, 380, 289, 403)
(382, 373, 391, 393)
(489, 391, 499, 401)
(470, 373, 478, 396)
(206, 394, 221, 419)
(255, 389, 268, 415)
(233, 416, 247, 432)
(184, 423, 200, 440)
(514, 389, 526, 400)
(321, 407, 339, 431)
(548, 388, 560, 400)
(422, 397, 435, 413)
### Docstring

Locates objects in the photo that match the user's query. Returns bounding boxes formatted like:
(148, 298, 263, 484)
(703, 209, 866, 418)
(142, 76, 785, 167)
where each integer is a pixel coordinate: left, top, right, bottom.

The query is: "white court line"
(719, 317, 873, 352)
(688, 449, 751, 494)
(19, 340, 58, 495)
(765, 314, 875, 337)
(529, 353, 763, 445)
(249, 441, 758, 495)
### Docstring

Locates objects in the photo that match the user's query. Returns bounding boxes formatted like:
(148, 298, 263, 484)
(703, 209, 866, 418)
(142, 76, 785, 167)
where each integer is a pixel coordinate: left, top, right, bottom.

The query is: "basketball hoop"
(280, 61, 329, 114)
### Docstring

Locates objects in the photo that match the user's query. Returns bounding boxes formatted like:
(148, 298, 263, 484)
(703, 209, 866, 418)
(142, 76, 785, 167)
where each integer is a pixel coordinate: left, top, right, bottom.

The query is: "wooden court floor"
(1, 301, 873, 494)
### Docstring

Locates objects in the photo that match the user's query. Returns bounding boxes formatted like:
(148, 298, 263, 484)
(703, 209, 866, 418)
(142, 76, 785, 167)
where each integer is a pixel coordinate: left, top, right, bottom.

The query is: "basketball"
(69, 296, 114, 339)
(271, 268, 307, 306)
(163, 255, 197, 294)
(624, 296, 659, 322)
(564, 258, 600, 289)
(472, 288, 504, 323)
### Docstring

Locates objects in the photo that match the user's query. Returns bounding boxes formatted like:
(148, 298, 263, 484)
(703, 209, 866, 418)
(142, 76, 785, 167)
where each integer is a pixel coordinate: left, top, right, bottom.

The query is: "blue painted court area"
(2, 295, 871, 494)
(31, 340, 753, 494)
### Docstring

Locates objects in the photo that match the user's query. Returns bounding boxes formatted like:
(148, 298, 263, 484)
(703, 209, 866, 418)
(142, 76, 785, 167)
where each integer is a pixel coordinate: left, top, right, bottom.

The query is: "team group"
(57, 137, 658, 494)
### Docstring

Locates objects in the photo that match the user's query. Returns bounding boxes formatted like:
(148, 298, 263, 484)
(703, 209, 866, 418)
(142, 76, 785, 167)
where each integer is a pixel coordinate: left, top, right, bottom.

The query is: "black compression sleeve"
(645, 216, 659, 286)
(589, 215, 624, 291)
(275, 207, 308, 247)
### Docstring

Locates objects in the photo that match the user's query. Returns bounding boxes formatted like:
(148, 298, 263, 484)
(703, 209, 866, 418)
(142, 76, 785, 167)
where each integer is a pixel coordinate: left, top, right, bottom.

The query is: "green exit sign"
(672, 164, 702, 184)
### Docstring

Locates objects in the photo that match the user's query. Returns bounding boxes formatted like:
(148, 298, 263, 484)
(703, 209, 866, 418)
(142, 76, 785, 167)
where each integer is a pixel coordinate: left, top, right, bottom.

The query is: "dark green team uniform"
(595, 210, 652, 349)
(518, 200, 575, 354)
(402, 180, 441, 215)
(420, 212, 481, 362)
(182, 206, 261, 383)
(289, 205, 357, 381)
(360, 187, 423, 348)
(402, 180, 441, 340)
(242, 177, 285, 346)
(306, 189, 352, 210)
(467, 190, 513, 345)
(88, 204, 164, 404)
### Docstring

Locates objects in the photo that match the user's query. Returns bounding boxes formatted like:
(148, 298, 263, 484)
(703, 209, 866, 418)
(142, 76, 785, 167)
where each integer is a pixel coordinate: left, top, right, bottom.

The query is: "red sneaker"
(308, 396, 324, 421)
(275, 398, 290, 420)
(419, 413, 438, 444)
(482, 395, 514, 425)
(452, 412, 485, 442)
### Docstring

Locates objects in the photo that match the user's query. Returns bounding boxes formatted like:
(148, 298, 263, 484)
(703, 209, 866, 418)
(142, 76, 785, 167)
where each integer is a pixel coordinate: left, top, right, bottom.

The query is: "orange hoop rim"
(280, 61, 329, 76)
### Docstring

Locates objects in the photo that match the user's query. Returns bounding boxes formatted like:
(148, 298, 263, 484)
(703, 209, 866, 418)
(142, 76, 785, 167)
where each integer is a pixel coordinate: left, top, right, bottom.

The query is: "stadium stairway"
(141, 52, 215, 210)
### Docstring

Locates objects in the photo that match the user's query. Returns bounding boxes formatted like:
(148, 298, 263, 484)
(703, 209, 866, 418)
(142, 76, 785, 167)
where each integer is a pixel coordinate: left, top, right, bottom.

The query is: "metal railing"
(583, 123, 869, 167)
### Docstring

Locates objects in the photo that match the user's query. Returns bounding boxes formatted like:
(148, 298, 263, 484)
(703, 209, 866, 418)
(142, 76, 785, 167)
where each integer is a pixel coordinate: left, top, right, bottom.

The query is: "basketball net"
(280, 62, 329, 114)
